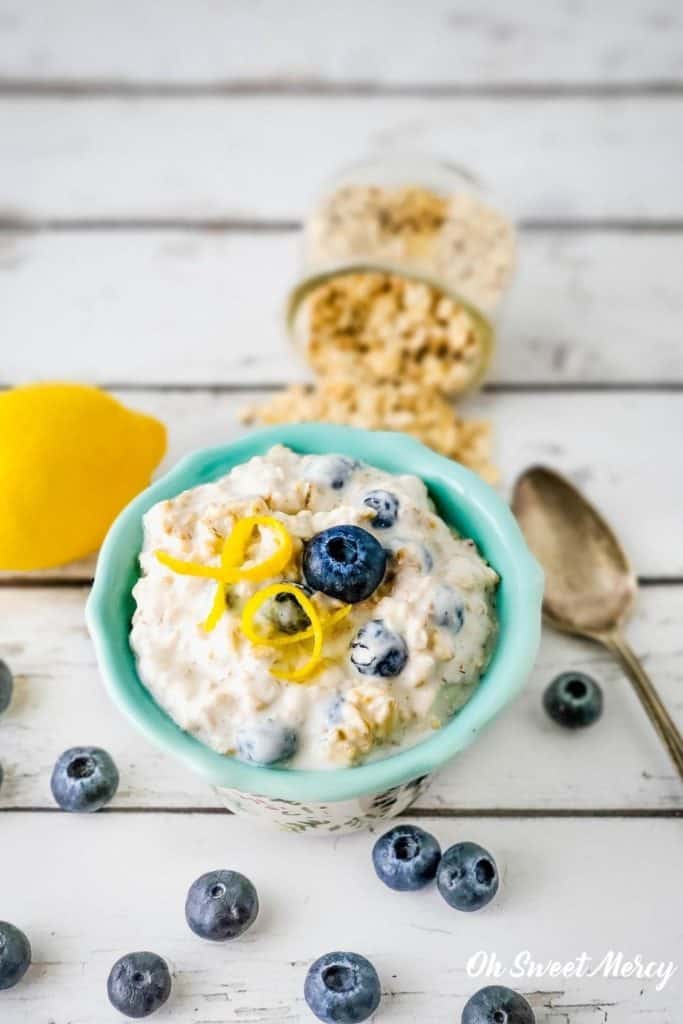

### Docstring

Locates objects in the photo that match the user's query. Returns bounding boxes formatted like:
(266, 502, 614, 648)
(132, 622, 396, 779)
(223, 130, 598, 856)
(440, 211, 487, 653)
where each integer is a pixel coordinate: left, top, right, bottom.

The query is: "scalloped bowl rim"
(86, 424, 543, 803)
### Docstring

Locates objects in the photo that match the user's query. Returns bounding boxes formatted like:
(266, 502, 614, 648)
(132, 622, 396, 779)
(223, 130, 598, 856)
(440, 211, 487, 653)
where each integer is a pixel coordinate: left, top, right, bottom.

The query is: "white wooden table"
(1, 3, 682, 1021)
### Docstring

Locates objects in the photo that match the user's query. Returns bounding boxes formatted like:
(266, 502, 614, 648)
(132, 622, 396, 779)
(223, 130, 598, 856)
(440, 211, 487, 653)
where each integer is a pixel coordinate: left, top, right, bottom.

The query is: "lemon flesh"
(0, 382, 166, 570)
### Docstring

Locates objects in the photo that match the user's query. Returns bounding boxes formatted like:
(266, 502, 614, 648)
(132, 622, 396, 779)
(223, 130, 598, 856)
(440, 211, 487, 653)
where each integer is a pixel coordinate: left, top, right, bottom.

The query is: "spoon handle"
(603, 632, 683, 779)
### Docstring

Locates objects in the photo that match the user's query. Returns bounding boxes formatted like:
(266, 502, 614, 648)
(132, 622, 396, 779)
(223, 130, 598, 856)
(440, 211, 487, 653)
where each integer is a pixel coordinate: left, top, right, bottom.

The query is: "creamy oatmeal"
(130, 446, 498, 770)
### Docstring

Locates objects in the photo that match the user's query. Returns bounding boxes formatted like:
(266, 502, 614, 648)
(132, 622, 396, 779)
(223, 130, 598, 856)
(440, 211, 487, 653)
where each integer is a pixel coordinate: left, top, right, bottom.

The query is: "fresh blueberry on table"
(0, 921, 31, 991)
(543, 671, 603, 729)
(236, 719, 298, 765)
(462, 984, 535, 1024)
(432, 585, 466, 634)
(50, 746, 119, 812)
(107, 951, 171, 1018)
(267, 583, 312, 634)
(372, 824, 441, 891)
(0, 659, 13, 714)
(303, 525, 387, 603)
(185, 869, 259, 941)
(363, 489, 399, 529)
(351, 619, 408, 677)
(304, 951, 381, 1023)
(437, 842, 499, 912)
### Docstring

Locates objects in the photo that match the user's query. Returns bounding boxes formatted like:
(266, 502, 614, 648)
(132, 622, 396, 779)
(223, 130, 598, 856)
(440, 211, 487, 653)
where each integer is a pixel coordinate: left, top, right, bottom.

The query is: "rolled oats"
(241, 378, 497, 483)
(303, 271, 489, 396)
(305, 184, 515, 318)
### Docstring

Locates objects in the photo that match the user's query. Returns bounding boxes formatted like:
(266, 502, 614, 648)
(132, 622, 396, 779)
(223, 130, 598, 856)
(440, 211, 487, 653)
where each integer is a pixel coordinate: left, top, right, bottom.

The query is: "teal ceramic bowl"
(87, 424, 543, 832)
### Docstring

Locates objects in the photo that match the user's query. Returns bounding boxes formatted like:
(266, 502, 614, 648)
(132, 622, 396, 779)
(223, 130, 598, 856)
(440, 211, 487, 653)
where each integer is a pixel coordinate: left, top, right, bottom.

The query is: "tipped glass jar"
(286, 155, 516, 397)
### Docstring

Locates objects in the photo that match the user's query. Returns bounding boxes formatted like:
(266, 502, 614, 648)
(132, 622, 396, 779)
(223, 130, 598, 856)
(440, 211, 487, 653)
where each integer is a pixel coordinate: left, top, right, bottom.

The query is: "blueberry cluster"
(372, 824, 499, 912)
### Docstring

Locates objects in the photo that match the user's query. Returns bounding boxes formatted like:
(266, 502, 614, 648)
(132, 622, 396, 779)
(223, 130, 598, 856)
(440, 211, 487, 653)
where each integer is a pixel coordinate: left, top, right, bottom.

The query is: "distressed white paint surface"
(1, 0, 681, 86)
(0, 584, 680, 812)
(2, 230, 682, 385)
(1, 813, 681, 1023)
(3, 98, 683, 221)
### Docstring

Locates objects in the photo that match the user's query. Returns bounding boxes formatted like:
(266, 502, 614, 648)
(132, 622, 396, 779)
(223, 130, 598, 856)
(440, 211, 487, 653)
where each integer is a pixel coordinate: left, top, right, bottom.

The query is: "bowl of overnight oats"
(87, 424, 542, 833)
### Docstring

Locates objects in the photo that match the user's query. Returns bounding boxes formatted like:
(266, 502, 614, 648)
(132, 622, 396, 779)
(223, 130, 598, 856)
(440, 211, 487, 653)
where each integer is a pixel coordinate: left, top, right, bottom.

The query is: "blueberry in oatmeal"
(185, 870, 259, 941)
(437, 842, 498, 912)
(362, 489, 399, 528)
(0, 921, 31, 991)
(543, 671, 603, 729)
(432, 584, 466, 633)
(351, 620, 408, 678)
(50, 746, 119, 812)
(267, 583, 312, 634)
(304, 951, 381, 1023)
(304, 454, 359, 490)
(372, 824, 441, 891)
(131, 446, 498, 770)
(303, 525, 387, 603)
(236, 719, 298, 765)
(107, 951, 171, 1018)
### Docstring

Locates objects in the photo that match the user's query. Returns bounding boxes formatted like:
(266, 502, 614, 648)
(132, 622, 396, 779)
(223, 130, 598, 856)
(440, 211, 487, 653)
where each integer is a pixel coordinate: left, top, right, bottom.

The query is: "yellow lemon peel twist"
(241, 583, 330, 682)
(155, 516, 351, 681)
(155, 515, 294, 630)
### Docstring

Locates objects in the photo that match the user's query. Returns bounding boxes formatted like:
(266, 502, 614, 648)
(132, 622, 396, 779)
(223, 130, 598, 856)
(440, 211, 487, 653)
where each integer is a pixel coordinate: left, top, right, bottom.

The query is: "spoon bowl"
(512, 466, 636, 637)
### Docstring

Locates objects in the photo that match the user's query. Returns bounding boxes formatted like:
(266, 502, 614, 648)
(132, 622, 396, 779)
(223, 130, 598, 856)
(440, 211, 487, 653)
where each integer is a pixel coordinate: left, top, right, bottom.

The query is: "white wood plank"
(0, 388, 680, 582)
(2, 98, 683, 221)
(1, 813, 681, 1022)
(1, 583, 680, 813)
(1, 0, 682, 86)
(3, 230, 683, 386)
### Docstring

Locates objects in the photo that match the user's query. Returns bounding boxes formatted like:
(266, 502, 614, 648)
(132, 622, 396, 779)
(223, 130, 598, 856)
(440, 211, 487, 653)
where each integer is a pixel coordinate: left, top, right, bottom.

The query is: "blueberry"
(304, 951, 381, 1023)
(107, 951, 171, 1018)
(185, 870, 258, 941)
(0, 921, 31, 991)
(432, 585, 465, 633)
(236, 720, 298, 765)
(305, 456, 359, 490)
(386, 537, 433, 572)
(462, 985, 535, 1024)
(362, 490, 399, 529)
(543, 671, 603, 729)
(350, 619, 408, 678)
(0, 659, 13, 714)
(372, 824, 441, 891)
(303, 525, 386, 604)
(327, 694, 345, 724)
(267, 584, 312, 634)
(437, 842, 499, 912)
(50, 746, 119, 812)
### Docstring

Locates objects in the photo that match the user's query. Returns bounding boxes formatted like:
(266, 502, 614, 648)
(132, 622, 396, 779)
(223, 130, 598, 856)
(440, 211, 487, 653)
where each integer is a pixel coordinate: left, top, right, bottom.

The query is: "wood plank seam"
(2, 78, 683, 99)
(3, 384, 683, 395)
(3, 218, 683, 232)
(1, 807, 681, 817)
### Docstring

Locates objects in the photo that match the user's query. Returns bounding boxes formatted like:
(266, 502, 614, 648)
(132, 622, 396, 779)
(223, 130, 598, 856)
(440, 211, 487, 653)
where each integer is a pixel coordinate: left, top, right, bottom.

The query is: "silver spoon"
(512, 465, 683, 779)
